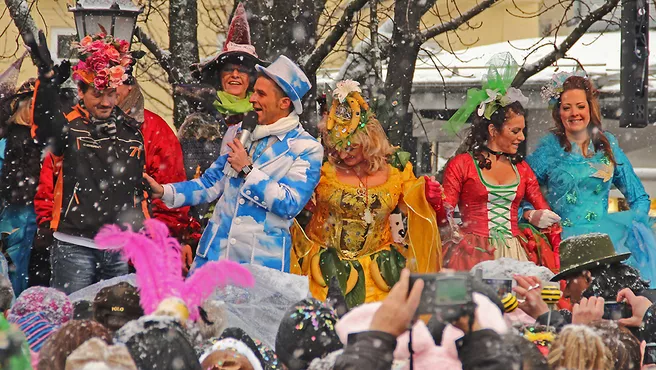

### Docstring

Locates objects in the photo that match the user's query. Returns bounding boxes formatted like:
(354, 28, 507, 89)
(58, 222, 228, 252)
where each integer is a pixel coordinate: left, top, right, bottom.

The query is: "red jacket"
(35, 109, 200, 243)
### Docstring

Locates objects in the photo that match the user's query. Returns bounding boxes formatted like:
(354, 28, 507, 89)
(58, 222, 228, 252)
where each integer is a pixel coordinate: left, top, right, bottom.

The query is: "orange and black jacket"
(31, 76, 149, 238)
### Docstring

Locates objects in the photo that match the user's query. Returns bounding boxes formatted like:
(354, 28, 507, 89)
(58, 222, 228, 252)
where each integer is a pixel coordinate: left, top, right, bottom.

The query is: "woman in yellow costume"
(291, 80, 443, 307)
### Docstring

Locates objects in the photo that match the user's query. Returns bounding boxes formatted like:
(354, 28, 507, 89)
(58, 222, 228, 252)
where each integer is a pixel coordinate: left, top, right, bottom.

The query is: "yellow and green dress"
(291, 161, 441, 307)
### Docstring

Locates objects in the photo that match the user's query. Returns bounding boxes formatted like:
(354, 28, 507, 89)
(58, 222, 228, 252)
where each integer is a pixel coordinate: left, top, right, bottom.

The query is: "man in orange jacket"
(29, 80, 200, 286)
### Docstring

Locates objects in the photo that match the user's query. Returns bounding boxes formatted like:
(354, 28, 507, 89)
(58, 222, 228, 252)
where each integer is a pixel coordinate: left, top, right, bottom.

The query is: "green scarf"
(213, 91, 253, 115)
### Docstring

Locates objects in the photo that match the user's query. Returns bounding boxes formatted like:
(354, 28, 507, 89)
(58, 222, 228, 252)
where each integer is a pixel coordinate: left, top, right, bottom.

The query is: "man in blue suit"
(147, 56, 323, 272)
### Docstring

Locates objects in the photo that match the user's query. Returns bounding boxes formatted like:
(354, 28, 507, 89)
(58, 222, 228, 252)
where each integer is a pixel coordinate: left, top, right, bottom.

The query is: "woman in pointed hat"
(190, 2, 266, 156)
(527, 72, 656, 285)
(292, 80, 443, 306)
(440, 53, 561, 271)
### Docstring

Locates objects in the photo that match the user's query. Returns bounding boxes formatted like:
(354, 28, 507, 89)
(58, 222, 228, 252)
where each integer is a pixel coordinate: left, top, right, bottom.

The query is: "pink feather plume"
(95, 222, 184, 314)
(181, 260, 254, 321)
(95, 220, 255, 322)
(142, 219, 183, 275)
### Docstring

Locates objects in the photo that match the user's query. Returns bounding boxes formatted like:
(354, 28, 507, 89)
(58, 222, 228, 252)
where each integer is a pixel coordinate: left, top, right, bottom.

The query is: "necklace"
(351, 169, 373, 224)
(483, 145, 507, 160)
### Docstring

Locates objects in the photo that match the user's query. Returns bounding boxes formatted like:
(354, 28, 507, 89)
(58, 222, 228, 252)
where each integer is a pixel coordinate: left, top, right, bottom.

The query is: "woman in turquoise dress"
(527, 73, 656, 284)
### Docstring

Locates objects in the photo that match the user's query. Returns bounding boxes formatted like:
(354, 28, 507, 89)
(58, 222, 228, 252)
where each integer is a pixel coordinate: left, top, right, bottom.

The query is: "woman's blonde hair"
(323, 116, 394, 175)
(547, 325, 613, 370)
(9, 97, 31, 126)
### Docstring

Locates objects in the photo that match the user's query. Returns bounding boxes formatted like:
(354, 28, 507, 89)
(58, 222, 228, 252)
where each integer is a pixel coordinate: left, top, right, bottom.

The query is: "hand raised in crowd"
(525, 209, 561, 229)
(144, 173, 164, 200)
(513, 275, 549, 319)
(24, 30, 54, 76)
(617, 288, 653, 327)
(572, 296, 604, 325)
(227, 139, 251, 172)
(369, 269, 423, 337)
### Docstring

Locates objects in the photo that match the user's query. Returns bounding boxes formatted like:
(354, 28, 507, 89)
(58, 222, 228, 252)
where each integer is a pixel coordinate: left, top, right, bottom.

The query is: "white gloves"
(526, 209, 561, 228)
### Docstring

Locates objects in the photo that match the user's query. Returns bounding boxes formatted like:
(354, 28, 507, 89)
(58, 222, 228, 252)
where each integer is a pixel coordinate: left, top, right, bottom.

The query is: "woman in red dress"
(441, 53, 561, 271)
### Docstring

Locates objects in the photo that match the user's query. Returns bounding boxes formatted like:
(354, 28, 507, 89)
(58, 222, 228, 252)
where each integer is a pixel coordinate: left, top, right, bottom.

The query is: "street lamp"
(69, 0, 143, 46)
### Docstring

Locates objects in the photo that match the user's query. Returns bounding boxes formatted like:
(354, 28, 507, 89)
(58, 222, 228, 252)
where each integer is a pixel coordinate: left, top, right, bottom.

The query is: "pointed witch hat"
(192, 3, 267, 84)
(0, 52, 28, 100)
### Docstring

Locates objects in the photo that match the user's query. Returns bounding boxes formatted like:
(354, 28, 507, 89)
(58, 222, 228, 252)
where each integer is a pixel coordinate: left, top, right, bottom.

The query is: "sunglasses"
(221, 64, 252, 74)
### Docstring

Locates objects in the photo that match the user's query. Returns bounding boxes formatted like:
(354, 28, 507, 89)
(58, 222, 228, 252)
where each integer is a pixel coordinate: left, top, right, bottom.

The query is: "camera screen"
(410, 273, 471, 316)
(645, 344, 656, 365)
(483, 278, 513, 299)
(434, 278, 468, 304)
(602, 302, 631, 321)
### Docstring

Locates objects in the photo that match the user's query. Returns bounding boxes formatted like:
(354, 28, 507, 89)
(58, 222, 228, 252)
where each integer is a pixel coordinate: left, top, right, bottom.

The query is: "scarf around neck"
(251, 113, 300, 141)
(213, 90, 253, 115)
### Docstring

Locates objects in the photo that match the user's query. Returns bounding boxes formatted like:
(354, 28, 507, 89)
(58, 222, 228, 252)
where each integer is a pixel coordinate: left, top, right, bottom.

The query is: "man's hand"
(227, 139, 251, 173)
(369, 269, 423, 337)
(572, 296, 604, 325)
(617, 288, 653, 327)
(24, 30, 54, 77)
(181, 244, 193, 276)
(33, 223, 54, 251)
(513, 275, 549, 319)
(144, 173, 164, 199)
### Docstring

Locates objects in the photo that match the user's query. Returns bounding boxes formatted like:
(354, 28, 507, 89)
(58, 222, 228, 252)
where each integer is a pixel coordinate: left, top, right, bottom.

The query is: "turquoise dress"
(527, 132, 656, 284)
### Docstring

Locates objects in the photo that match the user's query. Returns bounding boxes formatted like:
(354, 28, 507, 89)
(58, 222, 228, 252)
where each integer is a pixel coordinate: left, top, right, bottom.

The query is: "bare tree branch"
(511, 0, 620, 87)
(420, 0, 499, 43)
(134, 26, 177, 82)
(303, 0, 370, 73)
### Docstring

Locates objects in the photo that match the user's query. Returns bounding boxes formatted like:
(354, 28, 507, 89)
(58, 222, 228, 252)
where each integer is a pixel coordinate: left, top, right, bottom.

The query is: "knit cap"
(275, 298, 341, 370)
(13, 312, 59, 352)
(8, 286, 73, 325)
(200, 327, 280, 370)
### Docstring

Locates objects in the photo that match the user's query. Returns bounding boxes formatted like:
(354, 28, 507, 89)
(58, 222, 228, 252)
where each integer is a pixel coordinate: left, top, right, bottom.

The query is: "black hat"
(551, 233, 631, 282)
(93, 282, 144, 332)
(118, 317, 201, 370)
(275, 298, 341, 370)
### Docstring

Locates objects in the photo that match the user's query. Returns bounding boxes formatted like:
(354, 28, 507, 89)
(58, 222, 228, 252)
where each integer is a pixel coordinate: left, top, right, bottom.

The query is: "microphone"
(237, 111, 259, 146)
(223, 111, 259, 178)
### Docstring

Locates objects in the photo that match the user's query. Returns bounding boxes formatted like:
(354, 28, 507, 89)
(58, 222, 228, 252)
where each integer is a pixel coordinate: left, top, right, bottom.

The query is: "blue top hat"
(255, 56, 311, 114)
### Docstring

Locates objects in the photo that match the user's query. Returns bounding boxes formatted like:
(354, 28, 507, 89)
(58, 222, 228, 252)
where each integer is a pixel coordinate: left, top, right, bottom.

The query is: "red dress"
(441, 153, 558, 271)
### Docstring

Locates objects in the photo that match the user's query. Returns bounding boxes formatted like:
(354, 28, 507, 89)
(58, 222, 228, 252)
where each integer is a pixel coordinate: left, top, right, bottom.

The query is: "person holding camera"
(25, 31, 149, 293)
(441, 53, 560, 271)
(513, 233, 652, 334)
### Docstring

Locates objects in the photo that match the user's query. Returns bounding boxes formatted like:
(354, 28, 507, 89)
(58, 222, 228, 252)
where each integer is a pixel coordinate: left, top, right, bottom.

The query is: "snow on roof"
(76, 0, 141, 11)
(319, 30, 656, 88)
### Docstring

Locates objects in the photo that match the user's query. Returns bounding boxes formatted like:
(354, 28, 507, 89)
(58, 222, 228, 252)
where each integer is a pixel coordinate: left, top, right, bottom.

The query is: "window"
(50, 28, 78, 62)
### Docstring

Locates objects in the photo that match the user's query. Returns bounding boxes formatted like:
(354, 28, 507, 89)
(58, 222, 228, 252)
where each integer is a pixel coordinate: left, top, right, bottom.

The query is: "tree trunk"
(381, 0, 425, 150)
(169, 0, 200, 127)
(246, 0, 324, 62)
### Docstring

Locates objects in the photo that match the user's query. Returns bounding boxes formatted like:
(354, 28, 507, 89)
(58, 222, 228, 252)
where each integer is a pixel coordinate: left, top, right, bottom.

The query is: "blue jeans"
(50, 240, 128, 294)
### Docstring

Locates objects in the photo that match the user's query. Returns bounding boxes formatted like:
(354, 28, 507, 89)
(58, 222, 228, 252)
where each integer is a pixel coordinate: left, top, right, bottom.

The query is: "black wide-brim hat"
(191, 50, 269, 88)
(550, 233, 631, 282)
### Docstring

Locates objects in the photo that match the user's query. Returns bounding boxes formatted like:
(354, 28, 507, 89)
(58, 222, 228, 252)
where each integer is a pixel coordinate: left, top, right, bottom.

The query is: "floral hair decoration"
(444, 52, 529, 135)
(540, 69, 588, 108)
(71, 32, 134, 90)
(325, 80, 371, 148)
